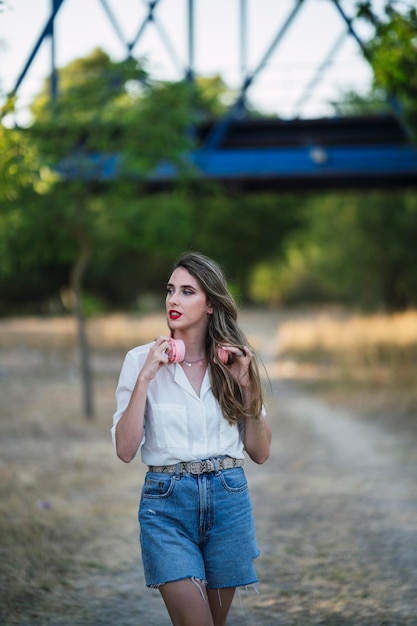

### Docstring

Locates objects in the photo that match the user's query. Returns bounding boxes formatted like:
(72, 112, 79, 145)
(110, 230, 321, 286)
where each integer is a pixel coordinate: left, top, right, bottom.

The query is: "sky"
(0, 0, 381, 125)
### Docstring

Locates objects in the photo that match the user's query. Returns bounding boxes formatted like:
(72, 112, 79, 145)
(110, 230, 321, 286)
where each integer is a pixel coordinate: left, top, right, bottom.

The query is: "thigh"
(207, 587, 236, 626)
(159, 579, 214, 626)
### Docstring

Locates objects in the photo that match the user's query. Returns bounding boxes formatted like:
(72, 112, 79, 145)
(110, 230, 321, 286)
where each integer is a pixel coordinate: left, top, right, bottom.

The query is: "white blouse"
(112, 342, 245, 466)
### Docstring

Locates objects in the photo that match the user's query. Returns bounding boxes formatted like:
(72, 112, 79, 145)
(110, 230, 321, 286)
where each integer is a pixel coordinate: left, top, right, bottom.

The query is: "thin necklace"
(183, 357, 206, 367)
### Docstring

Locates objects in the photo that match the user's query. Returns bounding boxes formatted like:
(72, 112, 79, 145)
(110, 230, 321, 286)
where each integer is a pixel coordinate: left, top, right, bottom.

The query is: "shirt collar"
(173, 363, 211, 399)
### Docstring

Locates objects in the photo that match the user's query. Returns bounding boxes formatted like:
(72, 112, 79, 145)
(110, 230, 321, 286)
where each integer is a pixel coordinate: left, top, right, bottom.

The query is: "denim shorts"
(138, 466, 259, 589)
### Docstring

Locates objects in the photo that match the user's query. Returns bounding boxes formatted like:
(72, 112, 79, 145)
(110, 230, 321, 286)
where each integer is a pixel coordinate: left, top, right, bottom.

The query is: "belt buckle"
(189, 459, 217, 474)
(189, 461, 202, 474)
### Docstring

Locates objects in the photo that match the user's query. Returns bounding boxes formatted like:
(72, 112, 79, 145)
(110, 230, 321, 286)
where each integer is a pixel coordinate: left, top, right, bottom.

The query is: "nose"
(167, 289, 178, 306)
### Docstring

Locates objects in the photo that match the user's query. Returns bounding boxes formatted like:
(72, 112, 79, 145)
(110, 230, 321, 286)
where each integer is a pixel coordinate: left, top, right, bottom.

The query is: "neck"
(183, 355, 206, 367)
(170, 327, 207, 361)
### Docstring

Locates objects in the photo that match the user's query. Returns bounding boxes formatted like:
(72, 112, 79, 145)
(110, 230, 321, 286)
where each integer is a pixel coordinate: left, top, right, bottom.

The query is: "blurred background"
(1, 1, 417, 622)
(1, 0, 417, 318)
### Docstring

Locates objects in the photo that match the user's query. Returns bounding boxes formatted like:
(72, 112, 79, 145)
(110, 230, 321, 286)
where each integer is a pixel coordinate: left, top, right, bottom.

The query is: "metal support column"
(204, 0, 306, 149)
(49, 0, 59, 101)
(7, 0, 65, 101)
(240, 0, 248, 79)
(186, 0, 195, 82)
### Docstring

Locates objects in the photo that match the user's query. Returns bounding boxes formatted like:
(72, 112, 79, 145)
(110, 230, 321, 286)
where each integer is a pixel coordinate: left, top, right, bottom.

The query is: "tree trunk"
(70, 238, 94, 419)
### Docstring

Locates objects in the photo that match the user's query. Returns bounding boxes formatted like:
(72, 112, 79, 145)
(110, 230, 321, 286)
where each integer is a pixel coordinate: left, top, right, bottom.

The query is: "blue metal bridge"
(158, 114, 417, 191)
(3, 0, 417, 190)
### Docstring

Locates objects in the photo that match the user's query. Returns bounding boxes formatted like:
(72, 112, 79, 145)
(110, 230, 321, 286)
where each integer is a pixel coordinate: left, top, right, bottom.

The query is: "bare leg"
(159, 578, 214, 626)
(207, 587, 236, 626)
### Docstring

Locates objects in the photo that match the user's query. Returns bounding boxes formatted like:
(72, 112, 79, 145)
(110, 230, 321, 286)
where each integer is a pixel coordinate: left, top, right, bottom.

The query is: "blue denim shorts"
(138, 466, 259, 589)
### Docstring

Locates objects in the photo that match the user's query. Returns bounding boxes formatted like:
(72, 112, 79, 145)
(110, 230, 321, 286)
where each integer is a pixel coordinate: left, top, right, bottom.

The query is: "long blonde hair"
(171, 251, 263, 425)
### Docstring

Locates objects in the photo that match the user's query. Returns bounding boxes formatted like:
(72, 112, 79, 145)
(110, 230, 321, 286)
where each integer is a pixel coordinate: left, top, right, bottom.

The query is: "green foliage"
(250, 191, 417, 311)
(1, 36, 417, 315)
(249, 249, 327, 307)
(334, 87, 391, 116)
(0, 125, 49, 201)
(357, 1, 417, 136)
(0, 124, 60, 305)
(29, 49, 228, 173)
(0, 48, 251, 313)
(80, 186, 302, 308)
(185, 190, 302, 299)
(30, 49, 147, 160)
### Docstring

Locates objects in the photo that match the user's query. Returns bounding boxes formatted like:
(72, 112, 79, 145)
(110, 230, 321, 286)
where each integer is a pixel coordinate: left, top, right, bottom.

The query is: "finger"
(156, 335, 170, 345)
(152, 337, 170, 362)
(239, 346, 252, 359)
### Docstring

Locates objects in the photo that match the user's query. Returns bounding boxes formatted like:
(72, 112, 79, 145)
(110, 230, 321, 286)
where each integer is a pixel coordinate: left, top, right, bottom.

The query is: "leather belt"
(148, 456, 244, 475)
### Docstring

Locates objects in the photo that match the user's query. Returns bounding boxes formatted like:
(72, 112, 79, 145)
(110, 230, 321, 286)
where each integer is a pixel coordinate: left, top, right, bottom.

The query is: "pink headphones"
(167, 338, 186, 363)
(167, 338, 229, 364)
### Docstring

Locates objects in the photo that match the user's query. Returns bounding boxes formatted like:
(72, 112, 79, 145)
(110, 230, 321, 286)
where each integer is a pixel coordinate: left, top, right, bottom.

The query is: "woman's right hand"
(139, 336, 172, 382)
(116, 336, 172, 463)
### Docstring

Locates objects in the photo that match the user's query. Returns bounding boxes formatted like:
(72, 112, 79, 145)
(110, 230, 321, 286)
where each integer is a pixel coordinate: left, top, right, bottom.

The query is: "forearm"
(115, 376, 149, 463)
(242, 387, 272, 464)
(244, 413, 271, 464)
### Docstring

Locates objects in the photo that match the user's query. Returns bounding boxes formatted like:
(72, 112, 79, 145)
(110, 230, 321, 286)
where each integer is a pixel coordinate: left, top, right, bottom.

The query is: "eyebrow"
(166, 283, 197, 290)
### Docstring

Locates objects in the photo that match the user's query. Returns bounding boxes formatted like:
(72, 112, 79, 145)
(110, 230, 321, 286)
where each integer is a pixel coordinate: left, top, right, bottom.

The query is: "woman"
(112, 251, 271, 626)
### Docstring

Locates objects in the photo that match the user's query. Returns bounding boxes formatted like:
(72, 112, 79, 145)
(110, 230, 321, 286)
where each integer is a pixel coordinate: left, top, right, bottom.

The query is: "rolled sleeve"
(111, 351, 146, 458)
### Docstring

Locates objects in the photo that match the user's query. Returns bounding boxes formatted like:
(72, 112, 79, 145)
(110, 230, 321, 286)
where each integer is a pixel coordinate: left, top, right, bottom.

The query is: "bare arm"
(115, 336, 171, 463)
(243, 405, 272, 465)
(222, 344, 272, 465)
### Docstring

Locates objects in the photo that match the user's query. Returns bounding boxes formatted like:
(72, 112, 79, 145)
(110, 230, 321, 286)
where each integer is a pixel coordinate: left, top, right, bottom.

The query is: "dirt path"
(47, 382, 417, 626)
(8, 312, 417, 625)
(247, 382, 417, 625)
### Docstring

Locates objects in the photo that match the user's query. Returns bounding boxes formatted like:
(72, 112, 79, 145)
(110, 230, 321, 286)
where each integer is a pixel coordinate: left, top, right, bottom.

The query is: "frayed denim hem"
(236, 583, 260, 616)
(148, 576, 208, 602)
(148, 578, 260, 614)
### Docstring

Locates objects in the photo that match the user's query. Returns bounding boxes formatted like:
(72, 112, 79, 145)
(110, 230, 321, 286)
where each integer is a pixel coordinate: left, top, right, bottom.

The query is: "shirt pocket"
(217, 403, 239, 449)
(151, 403, 188, 450)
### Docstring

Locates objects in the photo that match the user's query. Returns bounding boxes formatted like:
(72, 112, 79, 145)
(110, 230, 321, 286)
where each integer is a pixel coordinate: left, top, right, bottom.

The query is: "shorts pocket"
(219, 468, 248, 493)
(141, 474, 176, 499)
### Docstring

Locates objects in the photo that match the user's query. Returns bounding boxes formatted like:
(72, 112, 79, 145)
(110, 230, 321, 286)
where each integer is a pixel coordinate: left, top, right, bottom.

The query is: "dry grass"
(277, 309, 417, 352)
(0, 314, 160, 624)
(1, 309, 416, 623)
(272, 308, 417, 433)
(0, 312, 168, 350)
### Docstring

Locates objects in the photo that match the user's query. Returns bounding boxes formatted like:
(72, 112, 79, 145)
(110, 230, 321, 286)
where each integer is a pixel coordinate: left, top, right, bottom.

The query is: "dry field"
(272, 307, 417, 437)
(0, 308, 416, 625)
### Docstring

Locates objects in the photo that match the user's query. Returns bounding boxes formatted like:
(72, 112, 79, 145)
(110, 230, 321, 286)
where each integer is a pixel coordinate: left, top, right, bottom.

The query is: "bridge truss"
(3, 0, 417, 190)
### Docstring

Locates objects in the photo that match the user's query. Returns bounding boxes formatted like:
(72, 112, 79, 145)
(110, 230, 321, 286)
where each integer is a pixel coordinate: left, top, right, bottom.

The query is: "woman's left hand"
(218, 345, 252, 387)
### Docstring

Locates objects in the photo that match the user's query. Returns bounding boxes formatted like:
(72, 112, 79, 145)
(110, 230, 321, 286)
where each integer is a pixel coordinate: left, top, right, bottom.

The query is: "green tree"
(357, 1, 417, 136)
(0, 124, 60, 309)
(184, 189, 302, 301)
(2, 49, 231, 416)
(254, 191, 417, 311)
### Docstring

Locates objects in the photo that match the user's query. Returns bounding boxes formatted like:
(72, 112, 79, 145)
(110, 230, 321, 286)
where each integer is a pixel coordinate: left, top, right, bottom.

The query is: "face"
(166, 267, 213, 333)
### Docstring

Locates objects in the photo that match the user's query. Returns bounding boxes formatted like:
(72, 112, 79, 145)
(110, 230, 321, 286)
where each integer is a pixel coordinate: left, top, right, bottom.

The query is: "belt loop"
(211, 456, 220, 474)
(174, 462, 182, 478)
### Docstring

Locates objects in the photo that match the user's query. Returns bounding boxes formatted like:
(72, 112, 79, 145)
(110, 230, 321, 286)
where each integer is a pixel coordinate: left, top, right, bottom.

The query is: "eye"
(182, 289, 194, 296)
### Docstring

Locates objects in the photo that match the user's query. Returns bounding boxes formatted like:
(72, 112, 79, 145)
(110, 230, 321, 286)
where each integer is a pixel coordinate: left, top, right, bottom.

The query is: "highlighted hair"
(171, 251, 264, 425)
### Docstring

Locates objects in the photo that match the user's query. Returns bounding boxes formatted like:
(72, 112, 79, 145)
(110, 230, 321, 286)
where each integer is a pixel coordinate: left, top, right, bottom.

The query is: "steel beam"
(203, 0, 306, 150)
(99, 0, 130, 50)
(7, 0, 65, 100)
(293, 31, 347, 116)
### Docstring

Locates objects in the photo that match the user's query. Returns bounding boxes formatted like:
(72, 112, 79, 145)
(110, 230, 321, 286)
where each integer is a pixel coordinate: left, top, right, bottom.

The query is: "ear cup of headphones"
(217, 346, 229, 364)
(168, 338, 185, 363)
